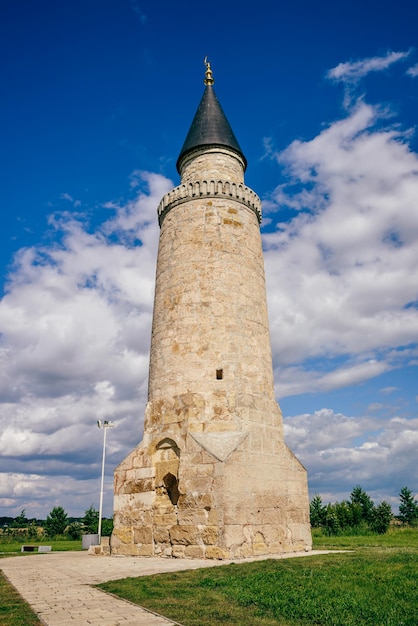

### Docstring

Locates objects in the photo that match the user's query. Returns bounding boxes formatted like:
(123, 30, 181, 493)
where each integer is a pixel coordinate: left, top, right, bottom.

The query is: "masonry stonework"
(112, 62, 312, 558)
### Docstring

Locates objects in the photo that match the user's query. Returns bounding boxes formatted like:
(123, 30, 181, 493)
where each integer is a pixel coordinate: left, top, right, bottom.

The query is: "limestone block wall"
(179, 147, 246, 184)
(112, 430, 311, 558)
(148, 197, 277, 428)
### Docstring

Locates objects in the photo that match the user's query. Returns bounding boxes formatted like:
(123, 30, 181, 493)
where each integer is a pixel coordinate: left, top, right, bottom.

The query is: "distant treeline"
(310, 486, 418, 535)
(0, 505, 113, 540)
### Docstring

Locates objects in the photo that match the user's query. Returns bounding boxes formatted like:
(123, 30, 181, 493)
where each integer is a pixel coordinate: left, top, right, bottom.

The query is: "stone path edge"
(98, 587, 184, 626)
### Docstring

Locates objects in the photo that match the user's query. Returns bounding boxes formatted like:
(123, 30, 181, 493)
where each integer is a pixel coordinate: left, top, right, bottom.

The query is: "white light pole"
(97, 420, 114, 543)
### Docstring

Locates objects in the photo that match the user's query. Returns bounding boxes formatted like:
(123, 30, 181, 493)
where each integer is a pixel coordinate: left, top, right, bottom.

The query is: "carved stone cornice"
(157, 179, 262, 226)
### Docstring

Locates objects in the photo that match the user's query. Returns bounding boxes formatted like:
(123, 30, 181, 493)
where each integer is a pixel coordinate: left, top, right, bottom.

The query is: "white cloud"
(0, 472, 112, 519)
(327, 50, 410, 83)
(264, 99, 418, 394)
(60, 192, 81, 208)
(406, 63, 418, 77)
(277, 359, 393, 398)
(379, 386, 400, 395)
(284, 410, 418, 507)
(0, 172, 171, 517)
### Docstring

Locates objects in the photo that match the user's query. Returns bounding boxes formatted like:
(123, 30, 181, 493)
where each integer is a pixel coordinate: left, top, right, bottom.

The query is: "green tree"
(337, 500, 366, 530)
(66, 521, 82, 540)
(398, 487, 418, 525)
(350, 485, 375, 523)
(26, 520, 40, 540)
(44, 506, 68, 537)
(310, 495, 326, 528)
(101, 518, 114, 537)
(82, 505, 99, 534)
(11, 510, 28, 528)
(323, 504, 340, 535)
(370, 501, 393, 534)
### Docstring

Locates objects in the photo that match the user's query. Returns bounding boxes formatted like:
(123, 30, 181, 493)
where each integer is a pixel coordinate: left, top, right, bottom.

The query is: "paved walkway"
(1, 550, 334, 625)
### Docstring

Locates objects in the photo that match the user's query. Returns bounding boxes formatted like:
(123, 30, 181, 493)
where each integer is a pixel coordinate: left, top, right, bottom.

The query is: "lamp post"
(97, 419, 114, 543)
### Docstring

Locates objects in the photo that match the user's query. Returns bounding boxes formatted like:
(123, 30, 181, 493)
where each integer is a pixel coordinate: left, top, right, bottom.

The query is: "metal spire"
(176, 58, 247, 173)
(204, 56, 214, 85)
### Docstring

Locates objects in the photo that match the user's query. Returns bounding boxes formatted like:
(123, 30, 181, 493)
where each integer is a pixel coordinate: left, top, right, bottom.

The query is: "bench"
(21, 545, 52, 553)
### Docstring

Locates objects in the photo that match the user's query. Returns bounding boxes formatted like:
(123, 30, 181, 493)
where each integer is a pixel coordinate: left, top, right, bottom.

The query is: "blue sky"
(1, 0, 417, 519)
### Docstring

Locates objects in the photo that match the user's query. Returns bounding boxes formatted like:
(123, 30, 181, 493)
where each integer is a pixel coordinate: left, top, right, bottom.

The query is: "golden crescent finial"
(204, 56, 214, 86)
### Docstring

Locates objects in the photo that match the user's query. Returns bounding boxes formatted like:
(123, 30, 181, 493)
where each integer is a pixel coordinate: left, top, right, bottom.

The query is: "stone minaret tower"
(112, 61, 312, 558)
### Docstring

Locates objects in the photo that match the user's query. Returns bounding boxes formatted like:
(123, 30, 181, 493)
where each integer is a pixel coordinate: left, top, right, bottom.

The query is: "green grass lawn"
(0, 570, 43, 626)
(0, 538, 82, 556)
(98, 528, 418, 626)
(1, 530, 417, 626)
(312, 525, 418, 549)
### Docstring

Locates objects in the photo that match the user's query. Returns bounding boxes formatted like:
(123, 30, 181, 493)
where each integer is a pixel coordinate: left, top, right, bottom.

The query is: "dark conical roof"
(176, 82, 247, 173)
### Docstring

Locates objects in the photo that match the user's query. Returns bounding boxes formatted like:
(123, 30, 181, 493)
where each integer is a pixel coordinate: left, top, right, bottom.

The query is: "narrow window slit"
(216, 369, 223, 380)
(163, 473, 180, 505)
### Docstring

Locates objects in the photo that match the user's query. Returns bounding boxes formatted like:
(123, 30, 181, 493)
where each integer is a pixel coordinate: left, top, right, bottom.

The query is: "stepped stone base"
(88, 536, 111, 556)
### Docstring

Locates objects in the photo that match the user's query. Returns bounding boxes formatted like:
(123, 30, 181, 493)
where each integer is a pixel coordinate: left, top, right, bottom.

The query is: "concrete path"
(1, 550, 334, 625)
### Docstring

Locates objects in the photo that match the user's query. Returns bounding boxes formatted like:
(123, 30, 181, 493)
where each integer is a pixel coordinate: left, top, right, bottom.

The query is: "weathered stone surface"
(122, 478, 154, 494)
(207, 508, 218, 526)
(155, 460, 179, 485)
(169, 525, 199, 545)
(171, 545, 186, 558)
(153, 512, 177, 526)
(205, 545, 231, 560)
(190, 431, 249, 462)
(133, 526, 153, 545)
(177, 509, 208, 525)
(201, 526, 218, 545)
(223, 524, 245, 548)
(185, 545, 205, 558)
(153, 526, 170, 543)
(112, 527, 133, 545)
(178, 493, 213, 509)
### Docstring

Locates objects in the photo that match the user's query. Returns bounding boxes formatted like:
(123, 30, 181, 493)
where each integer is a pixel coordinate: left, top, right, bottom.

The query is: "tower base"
(112, 427, 312, 559)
